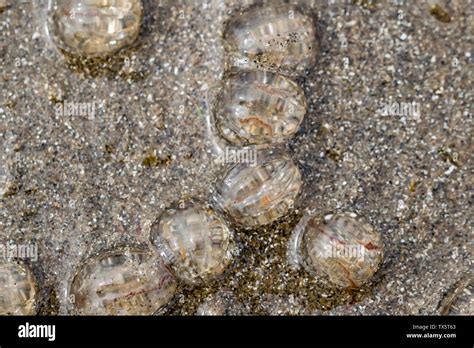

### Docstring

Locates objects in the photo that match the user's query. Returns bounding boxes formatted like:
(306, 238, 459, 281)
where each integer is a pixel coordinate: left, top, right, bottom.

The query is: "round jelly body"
(214, 149, 302, 227)
(297, 213, 384, 288)
(150, 200, 234, 285)
(70, 248, 176, 315)
(49, 0, 143, 57)
(215, 69, 307, 146)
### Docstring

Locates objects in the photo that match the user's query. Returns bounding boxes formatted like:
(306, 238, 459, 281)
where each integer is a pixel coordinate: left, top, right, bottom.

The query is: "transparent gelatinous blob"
(150, 200, 234, 285)
(214, 149, 302, 227)
(196, 291, 246, 316)
(214, 69, 307, 146)
(48, 0, 143, 57)
(0, 261, 37, 315)
(70, 248, 176, 315)
(224, 4, 318, 77)
(289, 212, 383, 288)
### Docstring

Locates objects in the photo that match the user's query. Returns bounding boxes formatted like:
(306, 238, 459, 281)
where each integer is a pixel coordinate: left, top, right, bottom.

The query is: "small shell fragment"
(0, 261, 37, 315)
(290, 212, 383, 288)
(150, 200, 234, 285)
(214, 69, 307, 146)
(224, 4, 318, 76)
(48, 0, 143, 57)
(70, 248, 176, 315)
(196, 291, 246, 316)
(214, 149, 302, 227)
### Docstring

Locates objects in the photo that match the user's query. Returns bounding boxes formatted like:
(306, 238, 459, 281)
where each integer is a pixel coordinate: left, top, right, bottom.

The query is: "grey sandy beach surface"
(0, 0, 472, 315)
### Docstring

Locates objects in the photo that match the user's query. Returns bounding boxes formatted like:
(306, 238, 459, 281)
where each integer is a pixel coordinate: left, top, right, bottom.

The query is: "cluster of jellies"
(212, 3, 318, 228)
(68, 199, 236, 315)
(0, 1, 384, 316)
(212, 3, 383, 295)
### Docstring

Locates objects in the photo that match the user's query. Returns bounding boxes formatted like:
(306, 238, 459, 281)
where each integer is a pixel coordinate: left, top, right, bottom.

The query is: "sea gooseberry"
(150, 200, 234, 285)
(289, 212, 383, 288)
(214, 149, 302, 228)
(70, 248, 176, 315)
(224, 4, 318, 76)
(214, 69, 307, 146)
(48, 0, 143, 57)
